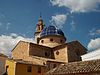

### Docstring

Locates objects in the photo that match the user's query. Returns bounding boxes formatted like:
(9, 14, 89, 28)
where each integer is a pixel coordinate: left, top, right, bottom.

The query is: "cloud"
(6, 22, 11, 30)
(0, 33, 34, 56)
(50, 0, 100, 13)
(50, 14, 67, 28)
(89, 28, 100, 35)
(87, 38, 100, 51)
(70, 20, 76, 31)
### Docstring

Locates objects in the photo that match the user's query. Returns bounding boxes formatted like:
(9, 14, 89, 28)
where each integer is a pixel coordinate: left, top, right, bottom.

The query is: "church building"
(5, 16, 87, 75)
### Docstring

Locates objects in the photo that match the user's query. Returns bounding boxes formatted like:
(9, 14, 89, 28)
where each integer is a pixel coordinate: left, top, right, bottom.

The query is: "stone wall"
(39, 35, 65, 48)
(53, 46, 68, 62)
(12, 41, 29, 59)
(67, 44, 81, 62)
(29, 43, 53, 59)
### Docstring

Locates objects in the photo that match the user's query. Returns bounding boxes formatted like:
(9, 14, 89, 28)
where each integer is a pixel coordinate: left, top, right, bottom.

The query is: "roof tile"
(46, 59, 100, 75)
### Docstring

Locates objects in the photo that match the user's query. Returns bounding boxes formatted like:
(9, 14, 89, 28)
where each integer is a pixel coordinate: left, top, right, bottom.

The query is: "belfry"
(34, 16, 44, 44)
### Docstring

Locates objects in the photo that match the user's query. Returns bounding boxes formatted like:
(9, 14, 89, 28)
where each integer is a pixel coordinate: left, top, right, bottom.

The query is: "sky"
(0, 0, 100, 56)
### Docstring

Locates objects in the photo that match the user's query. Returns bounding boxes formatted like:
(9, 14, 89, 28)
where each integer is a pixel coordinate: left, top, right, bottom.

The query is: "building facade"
(0, 53, 7, 75)
(5, 17, 87, 75)
(5, 59, 46, 75)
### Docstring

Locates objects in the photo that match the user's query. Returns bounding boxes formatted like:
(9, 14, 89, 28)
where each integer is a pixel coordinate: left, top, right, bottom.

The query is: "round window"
(56, 51, 59, 55)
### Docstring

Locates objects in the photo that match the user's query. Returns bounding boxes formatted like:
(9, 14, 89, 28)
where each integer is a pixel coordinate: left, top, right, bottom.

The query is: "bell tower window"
(38, 25, 41, 30)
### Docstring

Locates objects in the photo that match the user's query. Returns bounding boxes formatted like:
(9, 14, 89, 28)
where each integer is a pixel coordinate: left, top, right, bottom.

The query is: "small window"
(41, 40, 44, 43)
(38, 25, 41, 30)
(43, 62, 45, 65)
(38, 67, 41, 73)
(53, 64, 57, 68)
(50, 38, 53, 42)
(45, 52, 50, 57)
(27, 65, 32, 72)
(56, 51, 59, 55)
(45, 52, 48, 57)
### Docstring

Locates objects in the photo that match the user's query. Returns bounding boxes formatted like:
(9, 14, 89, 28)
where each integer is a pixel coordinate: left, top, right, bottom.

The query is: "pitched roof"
(46, 59, 100, 75)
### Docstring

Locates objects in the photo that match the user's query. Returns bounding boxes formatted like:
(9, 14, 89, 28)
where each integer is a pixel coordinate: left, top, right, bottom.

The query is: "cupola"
(39, 25, 66, 47)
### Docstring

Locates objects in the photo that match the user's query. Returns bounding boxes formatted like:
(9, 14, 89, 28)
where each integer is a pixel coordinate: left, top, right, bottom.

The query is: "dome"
(40, 25, 65, 37)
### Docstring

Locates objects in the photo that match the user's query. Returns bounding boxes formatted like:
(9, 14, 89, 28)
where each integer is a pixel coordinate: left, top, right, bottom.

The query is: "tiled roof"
(15, 60, 45, 66)
(46, 59, 100, 75)
(9, 59, 46, 66)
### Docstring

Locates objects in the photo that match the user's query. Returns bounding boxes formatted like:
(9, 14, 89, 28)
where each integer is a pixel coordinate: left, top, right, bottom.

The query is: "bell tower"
(34, 15, 44, 44)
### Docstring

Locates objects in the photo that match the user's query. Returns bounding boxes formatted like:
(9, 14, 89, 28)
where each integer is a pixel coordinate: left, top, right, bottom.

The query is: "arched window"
(45, 52, 50, 57)
(41, 40, 44, 43)
(45, 52, 48, 57)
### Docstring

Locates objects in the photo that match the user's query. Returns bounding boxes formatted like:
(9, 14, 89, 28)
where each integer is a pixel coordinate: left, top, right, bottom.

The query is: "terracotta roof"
(15, 60, 45, 66)
(9, 59, 46, 66)
(46, 59, 100, 75)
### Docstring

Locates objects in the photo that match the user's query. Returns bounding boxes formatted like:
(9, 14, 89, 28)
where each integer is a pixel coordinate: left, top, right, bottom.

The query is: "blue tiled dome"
(40, 25, 65, 37)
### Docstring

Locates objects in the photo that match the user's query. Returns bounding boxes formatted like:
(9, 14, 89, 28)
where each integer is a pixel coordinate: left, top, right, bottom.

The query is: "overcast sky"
(0, 0, 100, 56)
